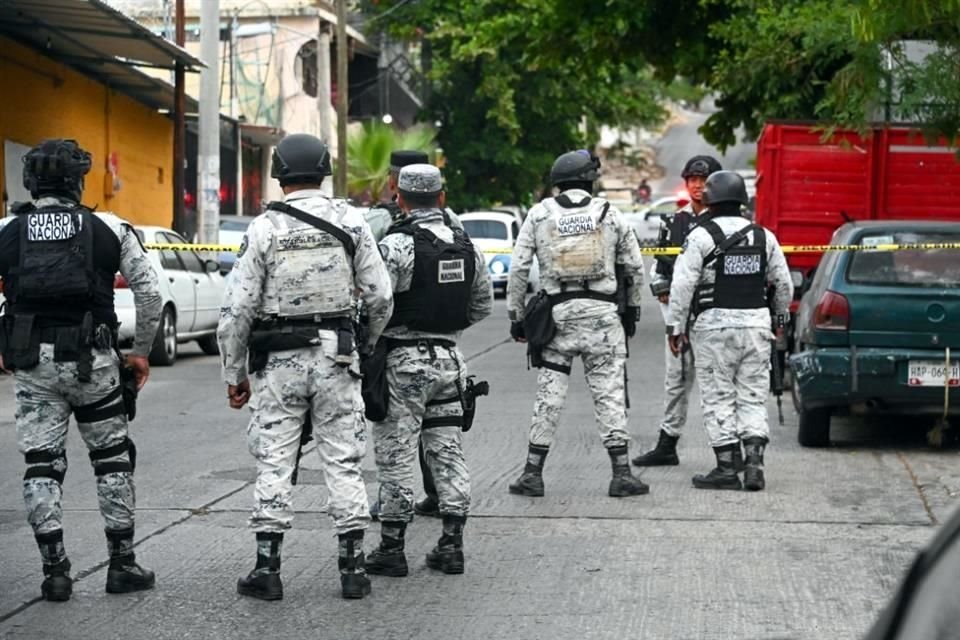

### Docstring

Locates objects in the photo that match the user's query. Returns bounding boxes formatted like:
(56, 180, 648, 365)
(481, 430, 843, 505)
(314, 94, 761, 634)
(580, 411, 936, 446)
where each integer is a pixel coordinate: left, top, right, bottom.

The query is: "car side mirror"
(205, 259, 220, 273)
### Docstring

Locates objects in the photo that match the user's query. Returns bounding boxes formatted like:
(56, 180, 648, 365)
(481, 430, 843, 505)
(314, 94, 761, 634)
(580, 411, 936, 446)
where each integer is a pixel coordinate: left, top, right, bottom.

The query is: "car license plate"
(908, 360, 960, 387)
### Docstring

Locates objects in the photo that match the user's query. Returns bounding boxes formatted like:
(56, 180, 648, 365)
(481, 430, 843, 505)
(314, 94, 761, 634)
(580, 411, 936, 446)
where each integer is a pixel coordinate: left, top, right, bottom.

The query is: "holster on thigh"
(72, 386, 126, 425)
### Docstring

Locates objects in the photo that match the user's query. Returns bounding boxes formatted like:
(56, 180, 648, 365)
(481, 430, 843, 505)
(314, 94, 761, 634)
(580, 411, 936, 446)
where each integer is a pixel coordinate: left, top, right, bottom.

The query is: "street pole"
(198, 0, 221, 244)
(172, 0, 186, 234)
(335, 0, 348, 197)
(317, 8, 333, 148)
(231, 12, 243, 216)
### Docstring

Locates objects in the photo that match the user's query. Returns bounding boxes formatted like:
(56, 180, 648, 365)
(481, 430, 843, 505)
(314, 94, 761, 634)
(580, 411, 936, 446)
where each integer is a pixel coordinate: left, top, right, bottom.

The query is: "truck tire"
(149, 306, 178, 367)
(797, 406, 831, 447)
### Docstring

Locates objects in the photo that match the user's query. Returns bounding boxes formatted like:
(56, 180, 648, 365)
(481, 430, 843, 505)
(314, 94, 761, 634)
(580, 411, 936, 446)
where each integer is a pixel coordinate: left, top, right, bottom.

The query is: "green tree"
(345, 121, 436, 204)
(362, 0, 669, 209)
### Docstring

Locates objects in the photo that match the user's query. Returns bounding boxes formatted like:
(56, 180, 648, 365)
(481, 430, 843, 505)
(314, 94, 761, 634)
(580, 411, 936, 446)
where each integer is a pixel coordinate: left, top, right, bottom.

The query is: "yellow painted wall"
(0, 37, 173, 226)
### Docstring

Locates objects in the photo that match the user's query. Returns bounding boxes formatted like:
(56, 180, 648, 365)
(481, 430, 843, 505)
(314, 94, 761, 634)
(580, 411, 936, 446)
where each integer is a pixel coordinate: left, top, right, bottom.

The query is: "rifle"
(615, 264, 635, 409)
(291, 413, 314, 486)
(769, 289, 786, 425)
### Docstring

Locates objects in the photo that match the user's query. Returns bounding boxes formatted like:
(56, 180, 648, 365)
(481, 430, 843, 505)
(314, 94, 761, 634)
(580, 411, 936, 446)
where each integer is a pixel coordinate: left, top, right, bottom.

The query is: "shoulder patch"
(378, 243, 389, 260)
(237, 234, 249, 259)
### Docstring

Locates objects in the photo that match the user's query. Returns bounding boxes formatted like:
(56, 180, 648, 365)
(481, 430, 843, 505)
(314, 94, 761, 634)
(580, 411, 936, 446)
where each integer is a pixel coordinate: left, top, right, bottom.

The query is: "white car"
(626, 196, 686, 244)
(115, 226, 226, 366)
(459, 211, 540, 296)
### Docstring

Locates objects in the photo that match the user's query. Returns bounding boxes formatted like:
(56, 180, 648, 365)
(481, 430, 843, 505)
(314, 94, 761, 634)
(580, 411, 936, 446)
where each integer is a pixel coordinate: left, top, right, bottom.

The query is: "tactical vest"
(386, 217, 476, 333)
(542, 194, 612, 284)
(694, 219, 768, 312)
(5, 203, 116, 324)
(265, 201, 355, 320)
(654, 209, 697, 278)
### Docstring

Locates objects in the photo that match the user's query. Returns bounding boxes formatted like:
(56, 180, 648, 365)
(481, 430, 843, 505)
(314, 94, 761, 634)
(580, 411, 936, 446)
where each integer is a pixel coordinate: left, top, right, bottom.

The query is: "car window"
(847, 232, 960, 287)
(654, 202, 678, 215)
(159, 248, 183, 271)
(462, 220, 508, 240)
(220, 219, 251, 232)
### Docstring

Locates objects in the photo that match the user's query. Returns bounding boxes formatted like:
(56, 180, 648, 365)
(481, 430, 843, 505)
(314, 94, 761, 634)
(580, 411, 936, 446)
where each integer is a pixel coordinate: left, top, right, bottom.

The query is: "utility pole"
(317, 9, 333, 148)
(198, 0, 220, 244)
(335, 0, 349, 196)
(172, 0, 186, 234)
(231, 12, 243, 216)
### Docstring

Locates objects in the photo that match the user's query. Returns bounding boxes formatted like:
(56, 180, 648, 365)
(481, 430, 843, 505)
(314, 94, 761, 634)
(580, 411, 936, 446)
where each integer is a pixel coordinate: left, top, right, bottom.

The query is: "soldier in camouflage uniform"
(506, 150, 649, 498)
(634, 155, 722, 468)
(217, 133, 393, 600)
(366, 164, 492, 578)
(365, 150, 448, 520)
(666, 171, 792, 491)
(0, 139, 162, 602)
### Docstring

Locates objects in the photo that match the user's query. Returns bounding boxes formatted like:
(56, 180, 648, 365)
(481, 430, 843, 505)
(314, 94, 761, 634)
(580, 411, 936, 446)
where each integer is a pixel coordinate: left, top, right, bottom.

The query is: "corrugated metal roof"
(0, 0, 203, 111)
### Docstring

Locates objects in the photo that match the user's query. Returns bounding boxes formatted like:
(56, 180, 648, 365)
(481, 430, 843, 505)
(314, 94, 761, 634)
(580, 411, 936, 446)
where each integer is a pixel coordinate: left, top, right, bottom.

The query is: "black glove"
(510, 321, 526, 341)
(620, 307, 640, 338)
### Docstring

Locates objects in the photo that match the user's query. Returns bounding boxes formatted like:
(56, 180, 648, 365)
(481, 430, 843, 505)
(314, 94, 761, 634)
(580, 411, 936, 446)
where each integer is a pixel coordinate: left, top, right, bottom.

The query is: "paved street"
(2, 281, 958, 640)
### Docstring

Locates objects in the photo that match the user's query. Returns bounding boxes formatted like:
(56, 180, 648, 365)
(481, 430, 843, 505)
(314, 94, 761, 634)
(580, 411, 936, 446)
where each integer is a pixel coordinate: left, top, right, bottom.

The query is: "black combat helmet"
(703, 170, 749, 206)
(22, 139, 92, 202)
(271, 133, 332, 185)
(550, 150, 601, 186)
(681, 155, 722, 179)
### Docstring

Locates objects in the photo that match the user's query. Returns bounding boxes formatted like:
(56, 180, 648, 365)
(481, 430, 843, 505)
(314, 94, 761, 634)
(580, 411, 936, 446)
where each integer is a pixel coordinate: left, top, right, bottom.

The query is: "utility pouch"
(522, 290, 556, 349)
(336, 321, 354, 368)
(360, 338, 389, 422)
(10, 314, 39, 370)
(120, 365, 139, 421)
(53, 327, 83, 363)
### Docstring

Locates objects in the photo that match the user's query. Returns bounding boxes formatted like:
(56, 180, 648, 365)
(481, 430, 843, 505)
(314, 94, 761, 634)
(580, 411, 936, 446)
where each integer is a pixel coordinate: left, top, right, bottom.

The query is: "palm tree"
(345, 121, 436, 204)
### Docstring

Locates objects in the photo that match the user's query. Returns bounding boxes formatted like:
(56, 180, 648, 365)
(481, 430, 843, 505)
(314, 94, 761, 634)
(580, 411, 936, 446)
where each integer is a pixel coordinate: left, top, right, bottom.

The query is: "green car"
(789, 221, 960, 447)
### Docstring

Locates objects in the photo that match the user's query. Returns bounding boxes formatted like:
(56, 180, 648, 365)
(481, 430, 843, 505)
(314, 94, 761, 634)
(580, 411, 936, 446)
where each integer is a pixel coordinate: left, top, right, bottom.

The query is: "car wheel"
(149, 306, 177, 367)
(797, 406, 831, 447)
(197, 333, 219, 356)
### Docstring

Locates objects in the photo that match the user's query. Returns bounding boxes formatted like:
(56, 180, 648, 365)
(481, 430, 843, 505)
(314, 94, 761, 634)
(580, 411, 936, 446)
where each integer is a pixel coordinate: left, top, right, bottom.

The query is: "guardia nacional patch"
(237, 234, 249, 258)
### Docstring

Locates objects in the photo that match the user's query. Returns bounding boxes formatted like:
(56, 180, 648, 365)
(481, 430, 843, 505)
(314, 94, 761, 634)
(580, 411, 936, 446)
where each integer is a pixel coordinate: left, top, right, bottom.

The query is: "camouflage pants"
(247, 343, 369, 535)
(373, 344, 470, 523)
(691, 327, 771, 447)
(659, 336, 696, 437)
(529, 312, 629, 449)
(15, 344, 134, 536)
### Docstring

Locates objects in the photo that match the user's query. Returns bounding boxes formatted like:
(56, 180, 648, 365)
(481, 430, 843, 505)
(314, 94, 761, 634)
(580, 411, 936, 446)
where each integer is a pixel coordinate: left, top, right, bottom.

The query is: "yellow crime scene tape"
(149, 242, 960, 255)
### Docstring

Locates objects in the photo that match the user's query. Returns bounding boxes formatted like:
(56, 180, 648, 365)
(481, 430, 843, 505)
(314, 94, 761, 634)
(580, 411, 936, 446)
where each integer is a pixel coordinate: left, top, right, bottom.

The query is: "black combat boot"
(237, 532, 283, 601)
(733, 441, 745, 473)
(631, 430, 680, 466)
(105, 528, 156, 594)
(36, 530, 72, 602)
(426, 515, 465, 575)
(692, 444, 743, 490)
(366, 521, 408, 577)
(508, 444, 549, 497)
(338, 529, 371, 599)
(742, 437, 768, 491)
(607, 446, 650, 497)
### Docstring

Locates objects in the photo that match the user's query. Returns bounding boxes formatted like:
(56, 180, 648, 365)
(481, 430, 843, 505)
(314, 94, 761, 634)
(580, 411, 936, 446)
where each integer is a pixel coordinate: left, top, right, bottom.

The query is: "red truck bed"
(754, 121, 960, 291)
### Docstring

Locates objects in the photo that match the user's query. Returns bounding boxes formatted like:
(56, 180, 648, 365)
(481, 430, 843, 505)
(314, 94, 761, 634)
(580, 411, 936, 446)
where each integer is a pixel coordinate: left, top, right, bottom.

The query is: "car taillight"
(114, 273, 129, 289)
(814, 290, 849, 331)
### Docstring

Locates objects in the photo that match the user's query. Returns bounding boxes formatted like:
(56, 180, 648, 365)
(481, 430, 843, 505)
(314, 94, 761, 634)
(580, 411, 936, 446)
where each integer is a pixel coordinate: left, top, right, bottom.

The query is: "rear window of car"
(847, 232, 960, 287)
(220, 220, 250, 232)
(463, 220, 508, 240)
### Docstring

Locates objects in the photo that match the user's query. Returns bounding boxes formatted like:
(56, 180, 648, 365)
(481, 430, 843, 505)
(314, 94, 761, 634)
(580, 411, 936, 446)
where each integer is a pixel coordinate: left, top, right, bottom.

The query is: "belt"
(257, 317, 349, 332)
(385, 337, 457, 352)
(548, 290, 617, 306)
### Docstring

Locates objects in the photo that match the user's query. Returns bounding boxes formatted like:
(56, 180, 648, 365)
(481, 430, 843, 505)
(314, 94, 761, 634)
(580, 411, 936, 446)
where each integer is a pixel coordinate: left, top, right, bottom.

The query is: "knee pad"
(24, 449, 68, 484)
(89, 437, 136, 476)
